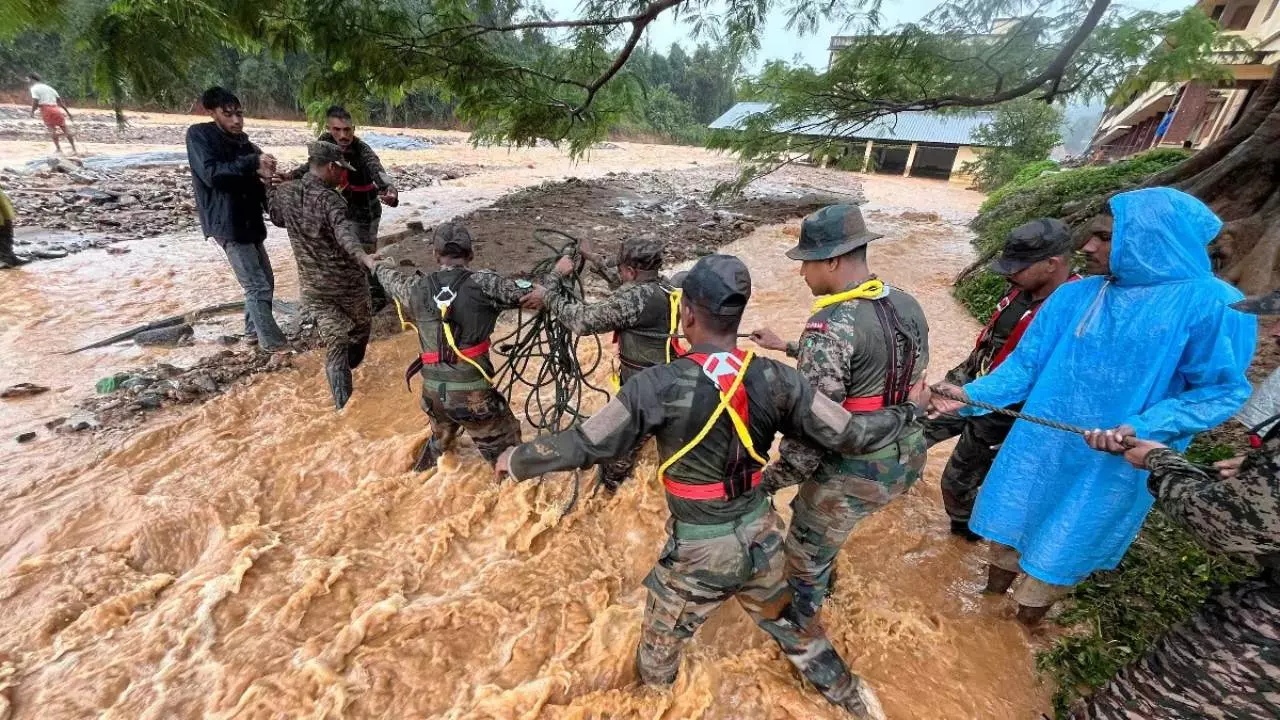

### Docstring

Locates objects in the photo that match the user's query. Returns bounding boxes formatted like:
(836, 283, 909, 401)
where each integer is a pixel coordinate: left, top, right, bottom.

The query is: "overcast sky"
(540, 0, 1194, 71)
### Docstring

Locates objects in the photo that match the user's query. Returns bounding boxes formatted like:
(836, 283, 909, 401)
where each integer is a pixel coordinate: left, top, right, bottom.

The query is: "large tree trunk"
(1144, 66, 1280, 294)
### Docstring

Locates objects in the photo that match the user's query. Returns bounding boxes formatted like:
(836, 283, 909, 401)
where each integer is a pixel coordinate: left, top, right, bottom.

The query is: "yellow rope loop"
(657, 351, 764, 480)
(439, 303, 493, 384)
(811, 278, 886, 314)
(394, 299, 419, 334)
(666, 288, 683, 363)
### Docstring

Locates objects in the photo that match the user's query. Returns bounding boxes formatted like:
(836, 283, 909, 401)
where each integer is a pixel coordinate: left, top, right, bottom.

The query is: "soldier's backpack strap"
(658, 349, 768, 501)
(664, 283, 686, 362)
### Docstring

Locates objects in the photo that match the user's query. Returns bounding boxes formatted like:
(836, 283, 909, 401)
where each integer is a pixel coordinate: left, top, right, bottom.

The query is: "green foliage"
(962, 99, 1063, 191)
(954, 148, 1189, 319)
(1037, 506, 1250, 716)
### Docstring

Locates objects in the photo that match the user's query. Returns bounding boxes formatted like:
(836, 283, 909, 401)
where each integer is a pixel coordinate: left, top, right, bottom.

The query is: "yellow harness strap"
(665, 288, 683, 363)
(439, 302, 494, 384)
(394, 299, 418, 334)
(810, 278, 886, 314)
(656, 351, 767, 480)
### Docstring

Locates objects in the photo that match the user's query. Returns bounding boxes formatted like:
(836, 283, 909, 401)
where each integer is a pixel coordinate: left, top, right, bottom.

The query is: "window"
(1211, 4, 1227, 21)
(1226, 3, 1257, 29)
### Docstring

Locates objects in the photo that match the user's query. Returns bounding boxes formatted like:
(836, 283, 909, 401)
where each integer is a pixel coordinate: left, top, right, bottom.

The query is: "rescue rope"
(929, 385, 1099, 437)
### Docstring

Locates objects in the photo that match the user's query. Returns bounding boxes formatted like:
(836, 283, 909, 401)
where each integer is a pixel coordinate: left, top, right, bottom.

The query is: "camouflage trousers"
(923, 410, 1016, 523)
(784, 430, 927, 627)
(640, 501, 878, 714)
(420, 382, 522, 465)
(1071, 578, 1280, 719)
(353, 219, 389, 313)
(306, 290, 372, 409)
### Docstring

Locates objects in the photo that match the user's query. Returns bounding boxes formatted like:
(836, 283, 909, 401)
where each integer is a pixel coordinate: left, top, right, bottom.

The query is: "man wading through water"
(268, 142, 374, 409)
(750, 204, 929, 630)
(543, 237, 682, 492)
(924, 219, 1077, 541)
(289, 105, 398, 311)
(27, 73, 77, 156)
(186, 86, 287, 351)
(497, 254, 932, 719)
(365, 223, 544, 469)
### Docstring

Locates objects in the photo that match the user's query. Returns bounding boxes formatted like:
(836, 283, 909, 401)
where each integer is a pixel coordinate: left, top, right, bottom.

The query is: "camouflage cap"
(1232, 289, 1280, 315)
(670, 270, 689, 288)
(307, 140, 356, 171)
(617, 238, 664, 271)
(433, 222, 473, 256)
(990, 218, 1073, 276)
(786, 204, 883, 261)
(682, 254, 751, 315)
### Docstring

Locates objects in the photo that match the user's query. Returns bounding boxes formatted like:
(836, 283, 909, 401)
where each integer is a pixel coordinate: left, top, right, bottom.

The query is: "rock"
(698, 220, 717, 229)
(120, 376, 155, 391)
(105, 246, 131, 255)
(66, 411, 100, 432)
(76, 187, 117, 204)
(736, 222, 756, 234)
(16, 431, 36, 443)
(31, 247, 69, 259)
(134, 324, 194, 347)
(216, 335, 240, 346)
(116, 194, 139, 207)
(136, 392, 164, 409)
(45, 417, 66, 430)
(1, 382, 50, 399)
(190, 373, 219, 394)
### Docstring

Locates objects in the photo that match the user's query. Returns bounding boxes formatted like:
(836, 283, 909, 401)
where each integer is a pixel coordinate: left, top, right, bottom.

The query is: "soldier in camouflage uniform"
(290, 106, 398, 310)
(497, 255, 934, 718)
(750, 204, 929, 630)
(268, 141, 374, 410)
(923, 219, 1077, 541)
(367, 222, 544, 469)
(1074, 289, 1280, 719)
(544, 238, 681, 491)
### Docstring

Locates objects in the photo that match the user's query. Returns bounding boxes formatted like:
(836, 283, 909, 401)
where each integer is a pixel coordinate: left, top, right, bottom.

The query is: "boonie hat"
(785, 204, 883, 261)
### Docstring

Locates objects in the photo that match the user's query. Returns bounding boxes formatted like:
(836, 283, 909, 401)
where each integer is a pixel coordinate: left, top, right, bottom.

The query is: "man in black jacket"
(186, 86, 286, 350)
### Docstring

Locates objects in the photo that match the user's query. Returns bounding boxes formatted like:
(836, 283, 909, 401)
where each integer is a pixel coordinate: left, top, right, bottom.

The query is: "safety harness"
(401, 270, 495, 387)
(975, 275, 1081, 376)
(1248, 412, 1280, 449)
(810, 277, 918, 412)
(610, 283, 685, 390)
(657, 349, 768, 501)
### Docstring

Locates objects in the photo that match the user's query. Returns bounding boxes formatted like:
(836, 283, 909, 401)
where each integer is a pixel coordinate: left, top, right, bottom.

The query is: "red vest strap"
(421, 340, 491, 365)
(842, 395, 885, 412)
(663, 471, 762, 500)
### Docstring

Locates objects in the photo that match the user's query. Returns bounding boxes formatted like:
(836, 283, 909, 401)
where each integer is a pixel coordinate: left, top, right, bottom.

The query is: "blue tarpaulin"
(963, 187, 1256, 586)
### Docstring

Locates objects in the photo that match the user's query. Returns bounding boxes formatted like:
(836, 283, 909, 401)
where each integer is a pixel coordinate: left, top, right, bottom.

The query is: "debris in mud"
(133, 324, 194, 347)
(4, 158, 474, 263)
(15, 431, 36, 443)
(1, 383, 50, 399)
(65, 411, 100, 432)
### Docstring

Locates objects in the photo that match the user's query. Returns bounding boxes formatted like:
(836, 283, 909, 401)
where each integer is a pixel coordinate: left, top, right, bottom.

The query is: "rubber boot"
(412, 438, 442, 472)
(1016, 603, 1051, 627)
(950, 519, 982, 542)
(325, 361, 353, 410)
(0, 252, 30, 268)
(595, 465, 623, 494)
(984, 565, 1018, 595)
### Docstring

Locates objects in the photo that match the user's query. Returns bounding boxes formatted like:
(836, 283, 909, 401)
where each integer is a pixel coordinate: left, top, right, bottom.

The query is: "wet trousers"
(923, 411, 1016, 523)
(0, 222, 18, 264)
(309, 292, 372, 409)
(420, 383, 522, 465)
(784, 430, 927, 628)
(989, 543, 1074, 608)
(353, 219, 388, 313)
(222, 240, 286, 347)
(640, 503, 871, 712)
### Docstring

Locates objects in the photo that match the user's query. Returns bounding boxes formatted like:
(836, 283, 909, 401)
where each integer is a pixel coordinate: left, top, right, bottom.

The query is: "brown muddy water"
(0, 160, 1052, 718)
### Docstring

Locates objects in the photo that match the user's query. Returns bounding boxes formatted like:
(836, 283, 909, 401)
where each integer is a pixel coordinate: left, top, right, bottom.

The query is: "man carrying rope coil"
(543, 237, 682, 493)
(364, 223, 545, 470)
(497, 255, 932, 718)
(930, 188, 1256, 625)
(749, 204, 930, 633)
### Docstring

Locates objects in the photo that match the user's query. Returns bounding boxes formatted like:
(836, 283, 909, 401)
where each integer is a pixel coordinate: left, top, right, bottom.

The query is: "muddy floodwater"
(0, 114, 1051, 718)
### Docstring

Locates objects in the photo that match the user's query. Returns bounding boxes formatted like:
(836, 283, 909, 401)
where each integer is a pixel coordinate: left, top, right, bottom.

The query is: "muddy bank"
(3, 158, 475, 262)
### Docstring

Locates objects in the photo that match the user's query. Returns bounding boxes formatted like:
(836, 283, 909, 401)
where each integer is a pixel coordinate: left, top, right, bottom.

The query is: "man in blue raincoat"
(931, 187, 1256, 625)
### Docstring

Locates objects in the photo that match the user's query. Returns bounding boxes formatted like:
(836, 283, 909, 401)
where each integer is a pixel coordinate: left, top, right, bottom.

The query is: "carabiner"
(433, 285, 457, 312)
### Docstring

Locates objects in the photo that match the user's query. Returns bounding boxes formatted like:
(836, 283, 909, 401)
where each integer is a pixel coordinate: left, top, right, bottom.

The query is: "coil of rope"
(488, 228, 614, 514)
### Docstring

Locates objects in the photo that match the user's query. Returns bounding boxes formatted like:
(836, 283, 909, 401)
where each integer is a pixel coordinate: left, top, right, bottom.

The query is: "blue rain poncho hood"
(962, 187, 1255, 586)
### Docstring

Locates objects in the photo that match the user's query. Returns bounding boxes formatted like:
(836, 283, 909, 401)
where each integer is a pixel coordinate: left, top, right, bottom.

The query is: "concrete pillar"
(904, 142, 919, 177)
(861, 140, 873, 173)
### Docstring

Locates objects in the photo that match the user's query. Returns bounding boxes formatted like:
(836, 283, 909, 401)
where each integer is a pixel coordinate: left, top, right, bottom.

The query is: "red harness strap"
(979, 275, 1081, 372)
(660, 349, 762, 501)
(842, 396, 885, 411)
(420, 340, 491, 365)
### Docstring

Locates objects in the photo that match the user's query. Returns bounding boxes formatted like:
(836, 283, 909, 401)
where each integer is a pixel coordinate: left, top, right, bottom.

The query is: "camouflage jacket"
(289, 134, 394, 224)
(1147, 424, 1280, 569)
(374, 263, 531, 387)
(765, 283, 929, 490)
(267, 173, 368, 300)
(544, 276, 677, 377)
(508, 343, 921, 526)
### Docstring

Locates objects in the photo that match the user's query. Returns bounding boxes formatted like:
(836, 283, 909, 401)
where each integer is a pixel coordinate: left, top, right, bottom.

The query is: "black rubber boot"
(596, 465, 622, 494)
(412, 438, 442, 472)
(325, 361, 353, 410)
(950, 519, 983, 542)
(984, 565, 1018, 595)
(0, 252, 30, 268)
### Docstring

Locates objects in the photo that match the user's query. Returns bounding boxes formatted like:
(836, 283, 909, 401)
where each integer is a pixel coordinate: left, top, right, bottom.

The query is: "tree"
(963, 98, 1063, 191)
